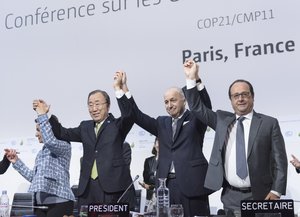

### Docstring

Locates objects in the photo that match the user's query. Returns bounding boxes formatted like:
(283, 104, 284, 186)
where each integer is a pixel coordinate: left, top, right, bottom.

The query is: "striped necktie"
(172, 118, 178, 140)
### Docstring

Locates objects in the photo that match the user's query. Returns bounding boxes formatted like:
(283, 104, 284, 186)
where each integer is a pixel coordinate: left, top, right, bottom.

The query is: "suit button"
(95, 150, 98, 153)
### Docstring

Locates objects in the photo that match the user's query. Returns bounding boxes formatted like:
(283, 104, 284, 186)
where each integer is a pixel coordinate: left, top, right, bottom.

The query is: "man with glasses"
(47, 84, 135, 212)
(183, 60, 287, 217)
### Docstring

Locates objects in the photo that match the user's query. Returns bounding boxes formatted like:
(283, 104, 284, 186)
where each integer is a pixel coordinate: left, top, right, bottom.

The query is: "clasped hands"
(113, 70, 128, 92)
(32, 99, 50, 115)
(4, 149, 18, 163)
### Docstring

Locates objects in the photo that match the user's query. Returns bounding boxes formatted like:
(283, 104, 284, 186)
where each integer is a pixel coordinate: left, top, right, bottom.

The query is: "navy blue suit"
(124, 87, 213, 217)
(49, 95, 135, 210)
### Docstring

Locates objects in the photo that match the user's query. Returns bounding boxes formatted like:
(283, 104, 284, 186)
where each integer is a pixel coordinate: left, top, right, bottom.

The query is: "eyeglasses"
(231, 92, 251, 100)
(88, 102, 107, 110)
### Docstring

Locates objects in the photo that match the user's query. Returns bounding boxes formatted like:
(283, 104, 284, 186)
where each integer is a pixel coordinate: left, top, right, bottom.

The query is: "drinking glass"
(79, 205, 88, 217)
(169, 204, 184, 217)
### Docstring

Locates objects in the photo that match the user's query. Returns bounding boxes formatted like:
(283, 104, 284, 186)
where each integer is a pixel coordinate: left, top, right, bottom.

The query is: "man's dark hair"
(228, 79, 254, 99)
(87, 89, 110, 107)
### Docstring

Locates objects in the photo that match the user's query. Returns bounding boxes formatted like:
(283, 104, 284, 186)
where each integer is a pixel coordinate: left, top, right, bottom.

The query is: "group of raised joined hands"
(112, 59, 200, 93)
(4, 99, 51, 164)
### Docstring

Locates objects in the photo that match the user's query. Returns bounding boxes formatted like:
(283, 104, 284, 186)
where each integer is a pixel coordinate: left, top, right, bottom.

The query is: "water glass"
(169, 204, 184, 217)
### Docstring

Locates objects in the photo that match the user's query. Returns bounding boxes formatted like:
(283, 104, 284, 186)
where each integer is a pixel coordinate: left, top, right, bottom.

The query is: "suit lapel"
(247, 111, 262, 157)
(97, 119, 107, 138)
(221, 115, 236, 150)
(88, 121, 97, 144)
(165, 117, 173, 144)
(96, 114, 113, 143)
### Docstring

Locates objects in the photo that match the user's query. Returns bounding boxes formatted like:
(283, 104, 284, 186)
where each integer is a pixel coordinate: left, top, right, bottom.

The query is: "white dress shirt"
(225, 112, 252, 188)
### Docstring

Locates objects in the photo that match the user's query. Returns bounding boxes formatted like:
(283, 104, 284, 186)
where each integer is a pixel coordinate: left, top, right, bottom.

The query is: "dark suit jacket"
(143, 155, 157, 200)
(125, 87, 212, 197)
(79, 141, 132, 168)
(0, 155, 10, 174)
(49, 95, 134, 196)
(122, 142, 132, 166)
(185, 86, 288, 199)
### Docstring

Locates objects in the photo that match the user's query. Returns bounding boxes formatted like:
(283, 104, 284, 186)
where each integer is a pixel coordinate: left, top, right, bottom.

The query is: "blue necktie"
(236, 116, 248, 179)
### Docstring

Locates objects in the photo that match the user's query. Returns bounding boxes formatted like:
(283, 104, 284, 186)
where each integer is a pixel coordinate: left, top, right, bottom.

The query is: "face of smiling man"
(164, 87, 186, 119)
(88, 92, 109, 123)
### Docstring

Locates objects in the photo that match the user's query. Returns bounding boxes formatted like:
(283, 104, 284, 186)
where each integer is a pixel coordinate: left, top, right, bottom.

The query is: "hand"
(183, 59, 199, 80)
(113, 71, 124, 91)
(290, 154, 300, 169)
(4, 149, 18, 163)
(264, 192, 280, 200)
(121, 72, 129, 93)
(138, 181, 151, 190)
(33, 99, 50, 115)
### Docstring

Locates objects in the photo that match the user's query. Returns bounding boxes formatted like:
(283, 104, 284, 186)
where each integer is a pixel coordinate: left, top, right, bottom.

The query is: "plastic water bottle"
(156, 178, 169, 217)
(0, 190, 9, 217)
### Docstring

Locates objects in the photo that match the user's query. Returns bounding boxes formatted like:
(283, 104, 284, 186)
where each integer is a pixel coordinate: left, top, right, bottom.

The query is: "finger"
(116, 70, 124, 74)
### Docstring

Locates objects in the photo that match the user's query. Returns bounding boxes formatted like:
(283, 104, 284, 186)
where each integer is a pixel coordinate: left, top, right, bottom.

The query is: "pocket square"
(183, 121, 190, 126)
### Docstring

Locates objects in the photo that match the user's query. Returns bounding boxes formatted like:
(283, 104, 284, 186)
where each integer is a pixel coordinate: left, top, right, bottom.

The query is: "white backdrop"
(0, 0, 300, 214)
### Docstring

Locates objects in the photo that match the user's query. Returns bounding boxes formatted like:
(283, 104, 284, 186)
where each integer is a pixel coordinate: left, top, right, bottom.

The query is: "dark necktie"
(236, 116, 248, 179)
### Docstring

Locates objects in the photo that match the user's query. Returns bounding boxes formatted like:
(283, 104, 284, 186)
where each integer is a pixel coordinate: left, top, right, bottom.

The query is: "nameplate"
(88, 203, 130, 217)
(241, 199, 294, 217)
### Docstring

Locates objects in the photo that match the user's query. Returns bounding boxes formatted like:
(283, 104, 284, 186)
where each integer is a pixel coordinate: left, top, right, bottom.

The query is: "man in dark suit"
(117, 71, 212, 217)
(48, 76, 135, 211)
(183, 60, 288, 217)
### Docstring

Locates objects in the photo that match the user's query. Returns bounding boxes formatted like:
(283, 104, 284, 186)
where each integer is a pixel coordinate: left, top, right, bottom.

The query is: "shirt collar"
(235, 110, 253, 121)
(95, 116, 108, 127)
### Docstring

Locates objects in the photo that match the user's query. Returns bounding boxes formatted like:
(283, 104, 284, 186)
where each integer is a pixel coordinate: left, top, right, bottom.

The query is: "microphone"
(117, 175, 139, 203)
(10, 204, 48, 209)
